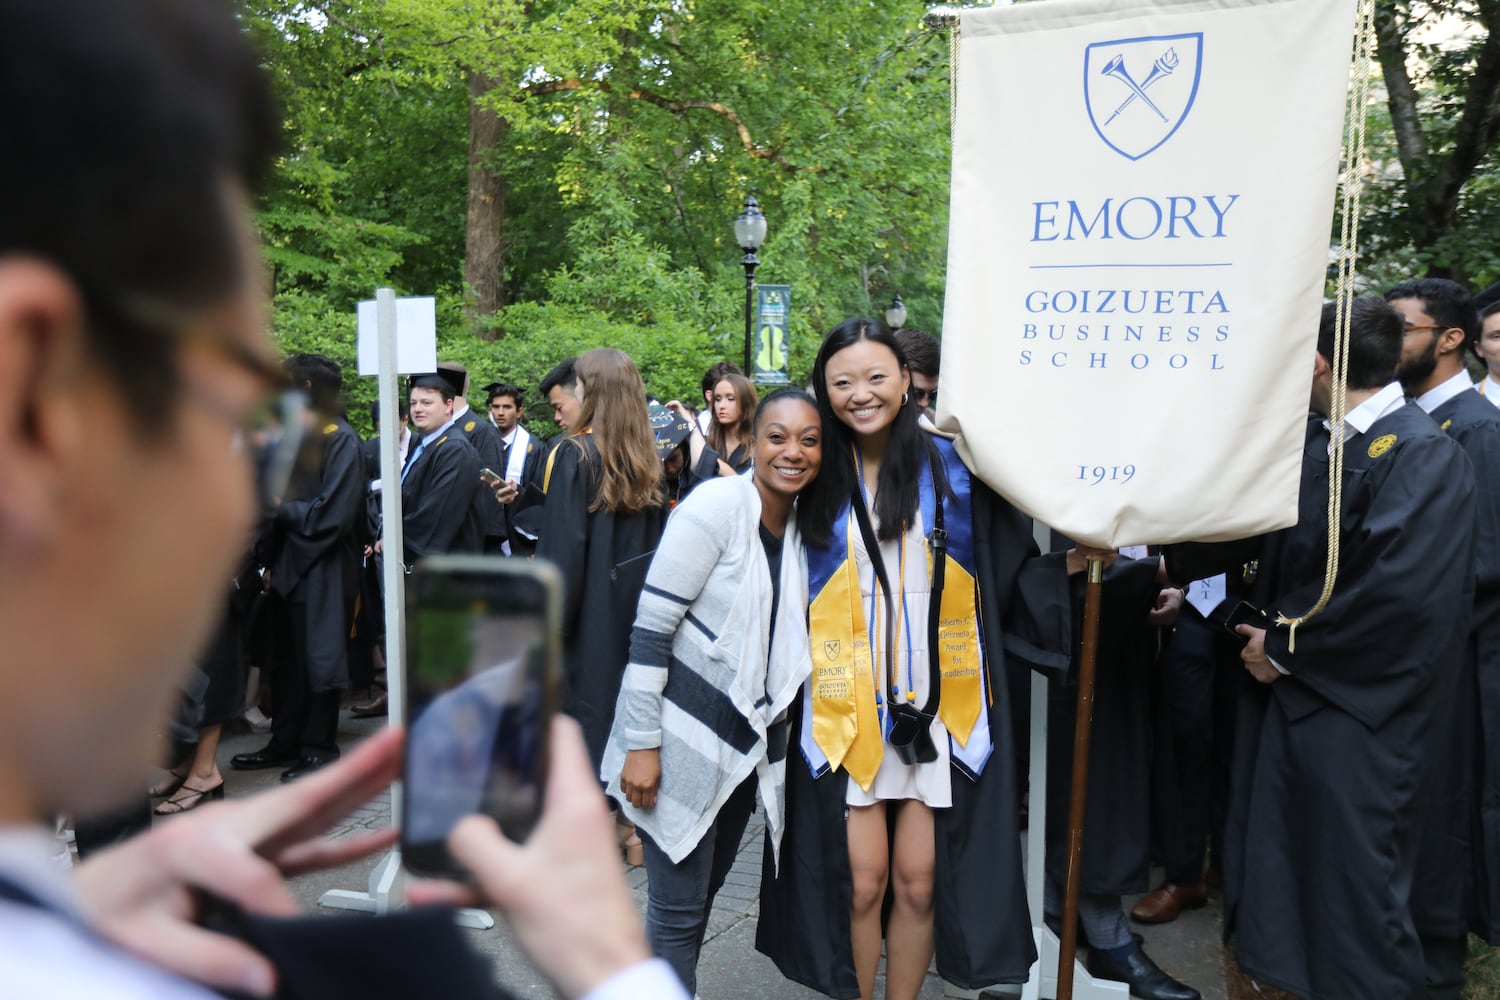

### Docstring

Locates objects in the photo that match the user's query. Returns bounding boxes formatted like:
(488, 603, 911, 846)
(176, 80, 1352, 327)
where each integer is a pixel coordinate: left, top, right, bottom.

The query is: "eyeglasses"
(112, 294, 306, 508)
(1403, 324, 1446, 336)
(914, 387, 938, 407)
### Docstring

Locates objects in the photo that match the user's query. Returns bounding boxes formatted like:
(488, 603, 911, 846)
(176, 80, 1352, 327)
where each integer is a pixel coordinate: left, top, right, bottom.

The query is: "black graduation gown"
(755, 471, 1074, 998)
(499, 429, 544, 552)
(1418, 389, 1500, 942)
(266, 417, 366, 692)
(399, 427, 483, 562)
(1168, 405, 1475, 999)
(533, 434, 665, 771)
(452, 409, 508, 548)
(1044, 544, 1162, 896)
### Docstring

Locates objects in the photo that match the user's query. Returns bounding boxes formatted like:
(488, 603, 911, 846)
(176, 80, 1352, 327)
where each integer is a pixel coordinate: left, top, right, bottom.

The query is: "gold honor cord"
(923, 7, 961, 148)
(1274, 0, 1378, 651)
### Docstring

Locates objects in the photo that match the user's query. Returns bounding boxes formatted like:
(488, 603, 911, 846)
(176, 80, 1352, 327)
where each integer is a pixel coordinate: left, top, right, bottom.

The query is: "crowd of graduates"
(194, 275, 1500, 1000)
(11, 4, 1500, 1000)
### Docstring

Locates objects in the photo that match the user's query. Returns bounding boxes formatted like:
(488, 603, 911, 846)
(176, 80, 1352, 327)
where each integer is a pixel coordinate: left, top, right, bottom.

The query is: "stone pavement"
(195, 707, 1227, 1000)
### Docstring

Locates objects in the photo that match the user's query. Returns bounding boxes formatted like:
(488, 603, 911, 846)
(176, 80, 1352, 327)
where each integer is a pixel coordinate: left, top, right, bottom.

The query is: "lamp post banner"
(938, 0, 1357, 548)
(755, 284, 792, 386)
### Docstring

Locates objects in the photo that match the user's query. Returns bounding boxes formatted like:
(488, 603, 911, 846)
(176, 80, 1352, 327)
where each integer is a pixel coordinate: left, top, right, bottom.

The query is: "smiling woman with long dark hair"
(758, 318, 1106, 1000)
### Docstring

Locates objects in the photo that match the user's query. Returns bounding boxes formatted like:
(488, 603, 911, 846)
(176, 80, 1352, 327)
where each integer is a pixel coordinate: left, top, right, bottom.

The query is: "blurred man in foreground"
(0, 3, 683, 998)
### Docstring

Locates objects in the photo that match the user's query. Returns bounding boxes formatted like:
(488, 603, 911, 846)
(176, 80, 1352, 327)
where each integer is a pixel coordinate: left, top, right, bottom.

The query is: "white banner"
(939, 0, 1357, 548)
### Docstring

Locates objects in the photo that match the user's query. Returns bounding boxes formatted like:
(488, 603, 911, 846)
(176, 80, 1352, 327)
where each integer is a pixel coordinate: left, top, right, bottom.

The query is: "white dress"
(845, 507, 952, 808)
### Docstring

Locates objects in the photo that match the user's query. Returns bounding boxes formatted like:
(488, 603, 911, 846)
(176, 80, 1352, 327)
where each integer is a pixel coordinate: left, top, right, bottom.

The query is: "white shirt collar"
(419, 416, 457, 447)
(452, 401, 471, 421)
(1323, 381, 1406, 443)
(1416, 369, 1477, 414)
(502, 427, 518, 447)
(1483, 374, 1500, 405)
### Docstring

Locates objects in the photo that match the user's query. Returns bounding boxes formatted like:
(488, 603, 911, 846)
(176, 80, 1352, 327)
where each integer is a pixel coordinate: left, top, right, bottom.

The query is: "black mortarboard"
(408, 368, 467, 398)
(648, 400, 694, 461)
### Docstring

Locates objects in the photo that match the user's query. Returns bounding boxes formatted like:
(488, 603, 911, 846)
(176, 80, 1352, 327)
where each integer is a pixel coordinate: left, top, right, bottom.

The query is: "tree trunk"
(465, 71, 507, 338)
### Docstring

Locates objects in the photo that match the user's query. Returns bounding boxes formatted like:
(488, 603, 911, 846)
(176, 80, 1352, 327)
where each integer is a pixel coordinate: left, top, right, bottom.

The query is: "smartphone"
(1223, 599, 1268, 644)
(478, 467, 505, 487)
(401, 556, 562, 879)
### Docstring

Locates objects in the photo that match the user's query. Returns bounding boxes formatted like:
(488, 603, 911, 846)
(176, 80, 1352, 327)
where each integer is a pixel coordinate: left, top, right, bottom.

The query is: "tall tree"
(1372, 0, 1500, 283)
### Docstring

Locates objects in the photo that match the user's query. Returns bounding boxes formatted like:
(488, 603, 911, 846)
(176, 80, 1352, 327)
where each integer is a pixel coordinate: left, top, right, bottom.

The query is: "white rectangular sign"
(356, 295, 438, 376)
(939, 0, 1357, 548)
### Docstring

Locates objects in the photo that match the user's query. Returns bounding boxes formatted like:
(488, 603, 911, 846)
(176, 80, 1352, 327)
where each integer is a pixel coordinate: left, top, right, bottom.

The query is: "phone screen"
(402, 557, 562, 878)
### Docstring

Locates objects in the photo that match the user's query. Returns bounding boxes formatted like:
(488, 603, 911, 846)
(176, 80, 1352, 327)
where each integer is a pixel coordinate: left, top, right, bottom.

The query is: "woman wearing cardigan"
(602, 389, 825, 994)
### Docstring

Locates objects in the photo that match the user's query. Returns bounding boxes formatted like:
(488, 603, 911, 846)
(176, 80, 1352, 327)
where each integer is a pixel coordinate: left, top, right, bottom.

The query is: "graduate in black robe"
(1167, 298, 1476, 1000)
(1387, 276, 1500, 995)
(398, 374, 483, 563)
(234, 355, 366, 779)
(438, 362, 508, 552)
(756, 442, 1075, 997)
(535, 431, 665, 772)
(1430, 388, 1500, 949)
(1041, 543, 1198, 998)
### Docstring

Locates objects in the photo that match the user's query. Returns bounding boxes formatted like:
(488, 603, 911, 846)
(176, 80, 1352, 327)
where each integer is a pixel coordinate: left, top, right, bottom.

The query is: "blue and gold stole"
(801, 437, 995, 785)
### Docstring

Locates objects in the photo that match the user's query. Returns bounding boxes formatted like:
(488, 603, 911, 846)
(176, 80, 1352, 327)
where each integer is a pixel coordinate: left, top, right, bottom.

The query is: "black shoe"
(230, 745, 299, 771)
(279, 755, 337, 783)
(1087, 946, 1201, 1000)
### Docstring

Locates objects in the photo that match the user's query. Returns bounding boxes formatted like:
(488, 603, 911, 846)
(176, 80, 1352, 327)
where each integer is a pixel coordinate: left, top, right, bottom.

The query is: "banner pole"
(1057, 558, 1105, 1000)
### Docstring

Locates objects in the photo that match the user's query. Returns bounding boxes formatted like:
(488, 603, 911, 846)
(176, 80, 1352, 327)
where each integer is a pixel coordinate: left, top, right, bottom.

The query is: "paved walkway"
(203, 709, 1227, 1000)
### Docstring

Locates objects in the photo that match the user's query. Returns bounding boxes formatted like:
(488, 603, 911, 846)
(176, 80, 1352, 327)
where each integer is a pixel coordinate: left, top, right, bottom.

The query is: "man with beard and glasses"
(1388, 277, 1500, 998)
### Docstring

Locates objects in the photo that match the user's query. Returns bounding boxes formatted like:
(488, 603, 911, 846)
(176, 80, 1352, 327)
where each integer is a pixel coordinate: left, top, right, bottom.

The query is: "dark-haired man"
(894, 327, 941, 423)
(539, 357, 583, 435)
(1388, 277, 1500, 998)
(232, 353, 364, 782)
(437, 360, 506, 552)
(1168, 297, 1475, 999)
(487, 382, 541, 554)
(0, 3, 684, 998)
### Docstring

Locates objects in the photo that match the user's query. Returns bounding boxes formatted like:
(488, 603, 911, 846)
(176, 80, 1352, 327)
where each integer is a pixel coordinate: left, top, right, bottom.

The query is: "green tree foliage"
(1365, 0, 1500, 287)
(243, 0, 962, 432)
(247, 0, 1500, 427)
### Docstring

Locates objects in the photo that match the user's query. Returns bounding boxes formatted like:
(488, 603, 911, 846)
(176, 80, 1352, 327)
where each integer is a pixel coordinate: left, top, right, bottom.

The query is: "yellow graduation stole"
(807, 502, 985, 785)
(930, 550, 983, 746)
(808, 521, 884, 790)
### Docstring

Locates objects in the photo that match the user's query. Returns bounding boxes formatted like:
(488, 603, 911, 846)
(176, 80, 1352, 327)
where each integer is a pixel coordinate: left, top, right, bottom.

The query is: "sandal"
(153, 780, 224, 816)
(616, 817, 645, 867)
(148, 768, 188, 799)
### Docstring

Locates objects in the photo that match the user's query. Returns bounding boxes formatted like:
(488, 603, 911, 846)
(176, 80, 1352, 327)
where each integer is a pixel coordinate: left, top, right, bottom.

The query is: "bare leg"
(847, 802, 890, 1000)
(154, 725, 224, 815)
(188, 724, 223, 786)
(885, 800, 937, 1000)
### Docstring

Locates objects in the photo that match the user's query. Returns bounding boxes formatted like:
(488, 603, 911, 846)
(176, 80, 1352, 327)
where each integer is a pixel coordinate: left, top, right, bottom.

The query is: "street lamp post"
(885, 293, 907, 330)
(734, 196, 768, 375)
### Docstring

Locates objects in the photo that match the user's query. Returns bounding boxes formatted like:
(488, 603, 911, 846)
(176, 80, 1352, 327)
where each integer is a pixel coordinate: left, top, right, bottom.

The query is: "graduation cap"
(648, 400, 694, 461)
(511, 505, 544, 543)
(481, 381, 506, 398)
(407, 368, 467, 398)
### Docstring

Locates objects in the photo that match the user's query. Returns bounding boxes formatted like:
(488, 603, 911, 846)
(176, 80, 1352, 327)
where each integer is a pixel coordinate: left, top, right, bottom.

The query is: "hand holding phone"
(402, 557, 562, 879)
(1223, 600, 1269, 645)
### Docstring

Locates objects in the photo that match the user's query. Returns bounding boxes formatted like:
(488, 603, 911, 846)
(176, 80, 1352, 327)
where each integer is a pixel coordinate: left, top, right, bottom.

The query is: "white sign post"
(318, 290, 493, 930)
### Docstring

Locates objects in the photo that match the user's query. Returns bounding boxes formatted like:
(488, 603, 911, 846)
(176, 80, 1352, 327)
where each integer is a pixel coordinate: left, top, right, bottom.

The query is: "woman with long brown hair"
(669, 371, 758, 483)
(537, 348, 665, 787)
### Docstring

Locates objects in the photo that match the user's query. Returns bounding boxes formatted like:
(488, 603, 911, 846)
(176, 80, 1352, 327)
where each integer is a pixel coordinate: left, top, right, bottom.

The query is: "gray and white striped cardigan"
(601, 473, 811, 867)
